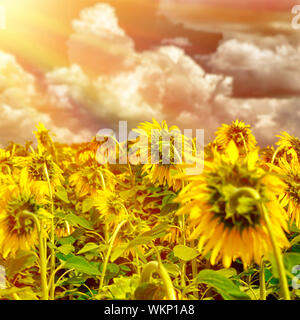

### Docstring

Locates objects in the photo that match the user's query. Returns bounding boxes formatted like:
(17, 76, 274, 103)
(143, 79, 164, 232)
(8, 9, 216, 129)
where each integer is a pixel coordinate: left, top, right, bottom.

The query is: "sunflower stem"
(191, 239, 199, 299)
(104, 223, 109, 244)
(180, 212, 186, 288)
(259, 203, 290, 300)
(98, 169, 106, 191)
(149, 245, 177, 300)
(271, 147, 283, 166)
(44, 163, 56, 300)
(259, 258, 266, 300)
(99, 220, 127, 292)
(239, 132, 248, 154)
(228, 187, 290, 300)
(22, 211, 48, 300)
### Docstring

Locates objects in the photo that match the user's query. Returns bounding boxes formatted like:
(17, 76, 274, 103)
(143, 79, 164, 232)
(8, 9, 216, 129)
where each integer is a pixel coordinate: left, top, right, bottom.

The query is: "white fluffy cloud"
(49, 3, 233, 138)
(203, 34, 300, 96)
(0, 51, 93, 145)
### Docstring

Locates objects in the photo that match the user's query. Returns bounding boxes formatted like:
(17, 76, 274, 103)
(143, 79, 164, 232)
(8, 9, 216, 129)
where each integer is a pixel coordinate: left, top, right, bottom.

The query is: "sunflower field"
(0, 119, 300, 300)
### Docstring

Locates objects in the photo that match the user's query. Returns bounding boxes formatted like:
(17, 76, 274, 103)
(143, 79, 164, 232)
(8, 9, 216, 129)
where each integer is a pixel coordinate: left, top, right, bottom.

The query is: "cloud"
(44, 3, 300, 146)
(67, 3, 136, 76)
(0, 51, 94, 145)
(159, 0, 295, 34)
(49, 3, 233, 136)
(161, 37, 192, 47)
(202, 34, 300, 97)
(1, 2, 300, 148)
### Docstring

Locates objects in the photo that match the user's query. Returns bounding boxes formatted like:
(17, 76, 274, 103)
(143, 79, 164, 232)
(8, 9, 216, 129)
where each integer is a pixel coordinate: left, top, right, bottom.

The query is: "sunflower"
(34, 123, 56, 156)
(75, 138, 104, 165)
(269, 152, 300, 228)
(69, 163, 115, 198)
(0, 180, 45, 258)
(215, 120, 257, 153)
(176, 142, 289, 269)
(55, 223, 75, 238)
(14, 150, 64, 195)
(91, 189, 128, 228)
(133, 119, 194, 192)
(0, 148, 13, 175)
(275, 132, 300, 162)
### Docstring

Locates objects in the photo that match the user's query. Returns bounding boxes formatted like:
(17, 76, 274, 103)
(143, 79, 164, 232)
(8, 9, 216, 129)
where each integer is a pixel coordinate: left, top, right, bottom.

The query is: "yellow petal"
(226, 140, 239, 164)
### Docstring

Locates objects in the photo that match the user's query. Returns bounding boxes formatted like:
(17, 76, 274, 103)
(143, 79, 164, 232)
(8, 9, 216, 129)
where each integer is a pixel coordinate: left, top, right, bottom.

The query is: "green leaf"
(77, 242, 99, 255)
(291, 235, 300, 247)
(82, 198, 95, 214)
(108, 275, 140, 300)
(173, 245, 199, 262)
(57, 244, 75, 255)
(126, 223, 169, 250)
(60, 276, 86, 286)
(37, 208, 53, 219)
(57, 236, 76, 246)
(5, 251, 37, 279)
(111, 243, 128, 262)
(215, 268, 237, 278)
(65, 213, 94, 230)
(163, 263, 181, 277)
(140, 222, 169, 238)
(196, 269, 250, 300)
(270, 252, 300, 279)
(284, 252, 300, 278)
(56, 186, 70, 203)
(127, 236, 153, 249)
(100, 263, 120, 280)
(64, 256, 101, 275)
(160, 203, 179, 216)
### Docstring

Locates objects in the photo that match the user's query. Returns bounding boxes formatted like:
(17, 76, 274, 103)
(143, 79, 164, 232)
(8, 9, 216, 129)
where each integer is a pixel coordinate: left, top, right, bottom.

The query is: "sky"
(0, 0, 299, 146)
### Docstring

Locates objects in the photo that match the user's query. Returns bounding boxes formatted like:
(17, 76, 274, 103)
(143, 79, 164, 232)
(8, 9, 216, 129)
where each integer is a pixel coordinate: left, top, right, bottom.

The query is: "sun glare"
(0, 0, 71, 69)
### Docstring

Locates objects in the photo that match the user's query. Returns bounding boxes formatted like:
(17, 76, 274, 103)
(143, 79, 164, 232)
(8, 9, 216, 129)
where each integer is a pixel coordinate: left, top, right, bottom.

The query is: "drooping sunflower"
(90, 189, 128, 228)
(34, 123, 56, 157)
(275, 132, 300, 162)
(55, 222, 75, 238)
(133, 119, 195, 192)
(269, 152, 300, 228)
(176, 142, 289, 269)
(14, 150, 64, 195)
(69, 163, 115, 198)
(215, 120, 257, 153)
(75, 138, 104, 164)
(0, 180, 45, 258)
(0, 148, 13, 175)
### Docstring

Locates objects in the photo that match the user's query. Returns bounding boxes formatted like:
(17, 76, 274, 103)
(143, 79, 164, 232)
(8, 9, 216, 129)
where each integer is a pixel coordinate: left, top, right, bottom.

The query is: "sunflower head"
(34, 123, 56, 155)
(276, 132, 300, 162)
(176, 142, 289, 268)
(215, 120, 257, 154)
(91, 189, 128, 228)
(69, 164, 115, 198)
(133, 119, 193, 191)
(269, 153, 300, 228)
(0, 148, 13, 175)
(0, 182, 44, 258)
(15, 151, 64, 195)
(75, 138, 104, 165)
